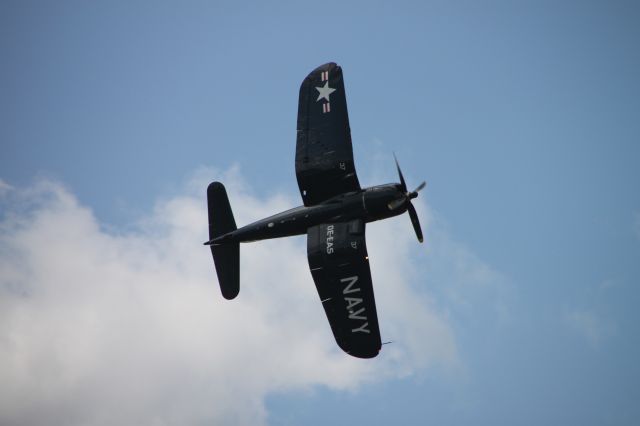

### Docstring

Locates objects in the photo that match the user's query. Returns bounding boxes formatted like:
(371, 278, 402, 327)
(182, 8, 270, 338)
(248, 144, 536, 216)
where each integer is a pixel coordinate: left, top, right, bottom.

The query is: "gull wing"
(296, 62, 361, 206)
(306, 219, 381, 358)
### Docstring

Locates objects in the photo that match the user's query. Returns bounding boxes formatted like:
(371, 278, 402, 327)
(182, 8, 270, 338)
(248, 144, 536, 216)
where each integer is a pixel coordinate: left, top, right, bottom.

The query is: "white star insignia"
(315, 81, 336, 102)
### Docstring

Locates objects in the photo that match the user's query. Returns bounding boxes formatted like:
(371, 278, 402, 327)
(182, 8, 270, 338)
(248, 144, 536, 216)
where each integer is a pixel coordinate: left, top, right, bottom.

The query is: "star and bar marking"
(315, 71, 336, 114)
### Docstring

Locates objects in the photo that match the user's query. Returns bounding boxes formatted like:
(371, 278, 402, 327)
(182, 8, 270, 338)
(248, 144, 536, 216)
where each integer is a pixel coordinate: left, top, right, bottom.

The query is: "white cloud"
(565, 309, 614, 346)
(0, 170, 461, 425)
(0, 179, 12, 195)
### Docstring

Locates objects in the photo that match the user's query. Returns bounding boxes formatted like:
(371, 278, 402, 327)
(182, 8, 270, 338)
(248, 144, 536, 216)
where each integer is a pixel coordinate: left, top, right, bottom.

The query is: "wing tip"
(304, 62, 340, 82)
(337, 337, 382, 359)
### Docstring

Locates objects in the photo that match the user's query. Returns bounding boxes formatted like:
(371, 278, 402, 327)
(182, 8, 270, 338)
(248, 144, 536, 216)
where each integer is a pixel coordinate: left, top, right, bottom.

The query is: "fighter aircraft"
(205, 62, 425, 358)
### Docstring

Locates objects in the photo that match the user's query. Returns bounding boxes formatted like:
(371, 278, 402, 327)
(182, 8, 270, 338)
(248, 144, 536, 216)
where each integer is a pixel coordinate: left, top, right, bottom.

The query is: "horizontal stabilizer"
(207, 182, 239, 300)
(211, 243, 239, 300)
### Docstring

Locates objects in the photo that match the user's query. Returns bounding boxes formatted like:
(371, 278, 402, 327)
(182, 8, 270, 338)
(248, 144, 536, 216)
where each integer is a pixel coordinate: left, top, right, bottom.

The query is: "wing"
(306, 219, 381, 358)
(296, 62, 361, 206)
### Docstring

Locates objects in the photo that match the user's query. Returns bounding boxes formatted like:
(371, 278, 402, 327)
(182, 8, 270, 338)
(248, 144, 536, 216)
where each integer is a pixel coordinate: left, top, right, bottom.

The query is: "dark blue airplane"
(205, 62, 425, 358)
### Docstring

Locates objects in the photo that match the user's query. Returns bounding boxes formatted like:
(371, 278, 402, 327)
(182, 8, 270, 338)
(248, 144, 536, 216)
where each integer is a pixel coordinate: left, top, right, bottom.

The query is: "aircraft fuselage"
(211, 183, 407, 245)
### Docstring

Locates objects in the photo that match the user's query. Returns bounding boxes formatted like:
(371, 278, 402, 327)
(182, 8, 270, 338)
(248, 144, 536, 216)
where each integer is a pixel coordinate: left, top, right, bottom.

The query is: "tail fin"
(207, 182, 239, 300)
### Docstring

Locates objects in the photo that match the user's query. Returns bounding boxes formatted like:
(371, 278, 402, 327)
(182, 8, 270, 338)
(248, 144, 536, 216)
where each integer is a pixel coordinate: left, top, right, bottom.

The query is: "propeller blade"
(414, 181, 426, 193)
(407, 203, 424, 243)
(393, 153, 407, 192)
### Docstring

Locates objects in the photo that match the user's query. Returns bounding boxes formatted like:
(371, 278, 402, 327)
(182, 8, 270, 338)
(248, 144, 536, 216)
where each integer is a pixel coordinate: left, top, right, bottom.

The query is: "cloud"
(0, 169, 458, 425)
(0, 179, 12, 195)
(565, 309, 614, 346)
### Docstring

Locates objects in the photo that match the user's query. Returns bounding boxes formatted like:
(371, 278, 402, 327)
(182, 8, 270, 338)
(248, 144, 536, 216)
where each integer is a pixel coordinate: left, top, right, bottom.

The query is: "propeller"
(388, 154, 426, 243)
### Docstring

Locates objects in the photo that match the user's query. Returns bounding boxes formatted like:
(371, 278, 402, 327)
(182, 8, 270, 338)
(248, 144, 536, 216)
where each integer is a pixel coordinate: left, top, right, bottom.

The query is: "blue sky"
(2, 1, 639, 424)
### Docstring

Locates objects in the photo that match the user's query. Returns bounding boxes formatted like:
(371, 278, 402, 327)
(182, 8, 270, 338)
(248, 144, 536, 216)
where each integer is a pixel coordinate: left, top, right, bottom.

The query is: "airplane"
(205, 62, 425, 358)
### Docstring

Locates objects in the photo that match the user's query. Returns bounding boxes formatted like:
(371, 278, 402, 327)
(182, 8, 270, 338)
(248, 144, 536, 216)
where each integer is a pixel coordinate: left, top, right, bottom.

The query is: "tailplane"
(206, 182, 239, 299)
